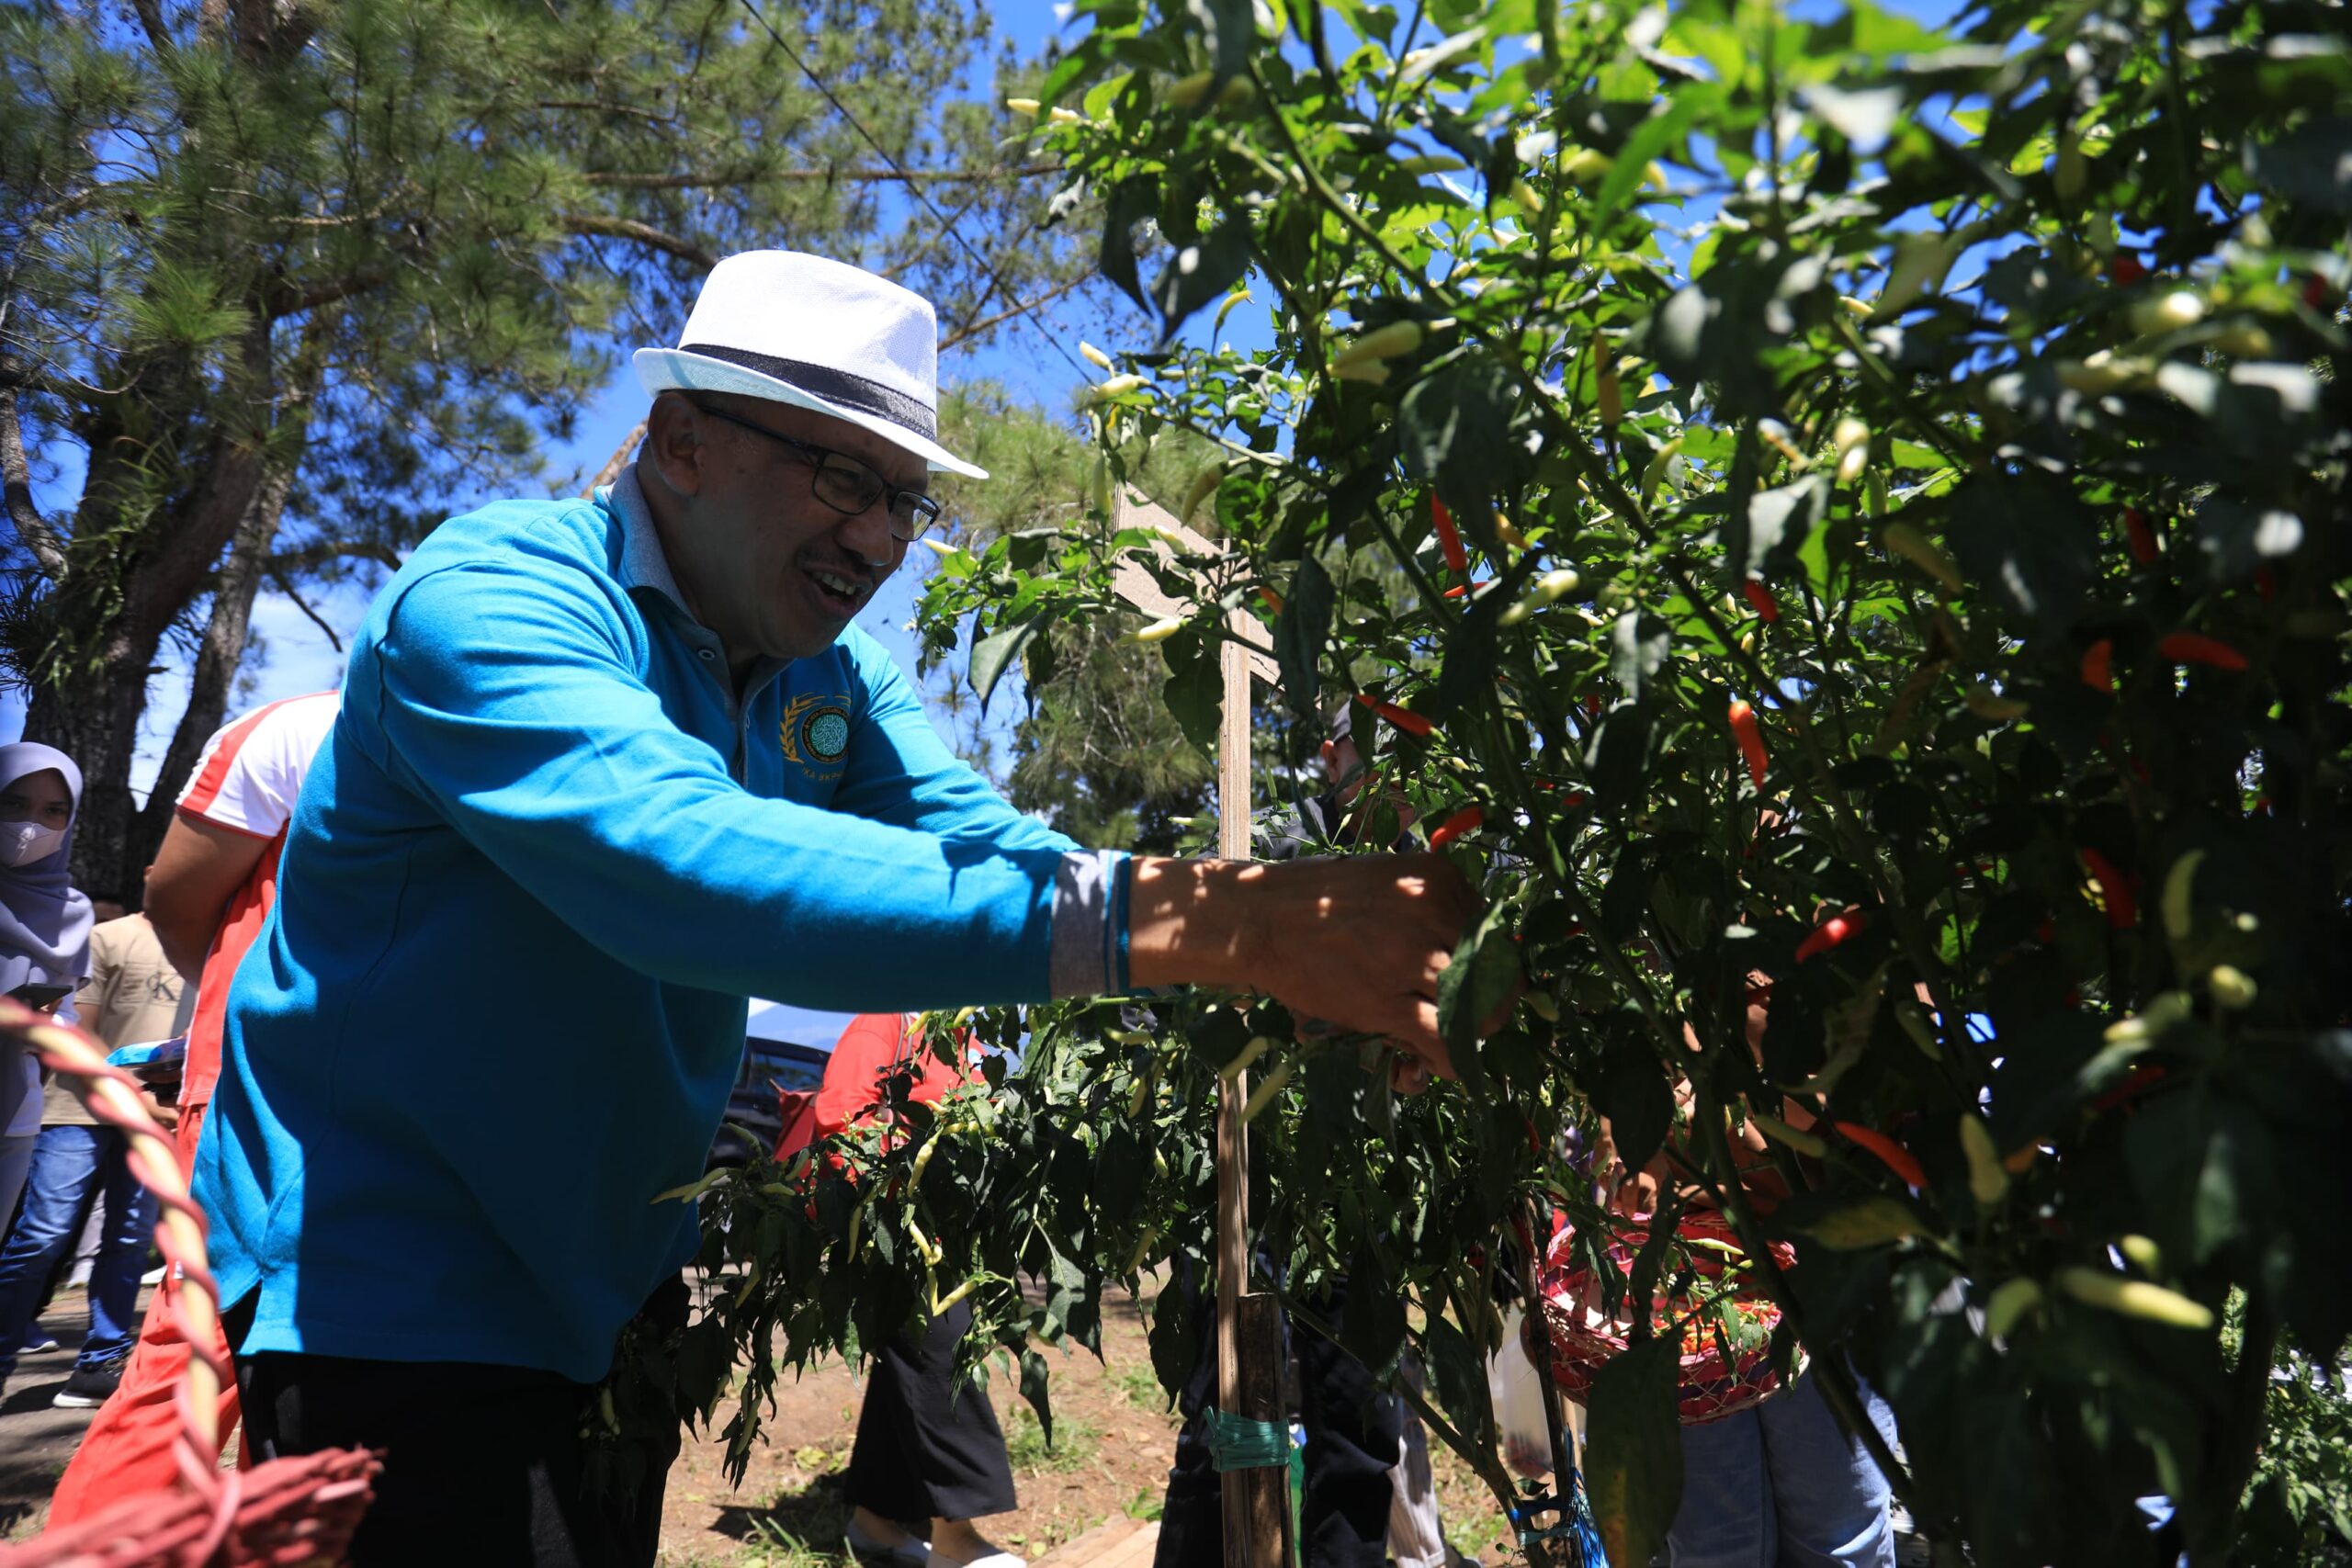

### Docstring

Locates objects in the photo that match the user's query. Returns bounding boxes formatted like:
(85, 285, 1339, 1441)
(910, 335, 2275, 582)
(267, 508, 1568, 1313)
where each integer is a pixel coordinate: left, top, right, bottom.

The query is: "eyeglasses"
(690, 401, 943, 542)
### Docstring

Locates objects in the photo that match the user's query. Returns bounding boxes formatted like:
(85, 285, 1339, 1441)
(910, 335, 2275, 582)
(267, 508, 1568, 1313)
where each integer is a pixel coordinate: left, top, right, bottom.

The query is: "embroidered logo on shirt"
(780, 693, 853, 769)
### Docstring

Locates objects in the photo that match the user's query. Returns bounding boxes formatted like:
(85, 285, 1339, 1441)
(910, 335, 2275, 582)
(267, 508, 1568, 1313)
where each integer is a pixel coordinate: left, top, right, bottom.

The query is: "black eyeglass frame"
(688, 400, 944, 542)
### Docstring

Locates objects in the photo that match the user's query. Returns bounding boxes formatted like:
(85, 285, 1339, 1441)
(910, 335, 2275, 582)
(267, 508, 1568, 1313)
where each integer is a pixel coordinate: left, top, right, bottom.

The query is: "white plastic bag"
(1489, 1304, 1555, 1478)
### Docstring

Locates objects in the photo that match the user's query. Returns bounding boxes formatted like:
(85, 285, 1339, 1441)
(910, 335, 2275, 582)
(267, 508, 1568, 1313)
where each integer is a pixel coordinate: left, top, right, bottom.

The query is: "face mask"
(0, 820, 65, 868)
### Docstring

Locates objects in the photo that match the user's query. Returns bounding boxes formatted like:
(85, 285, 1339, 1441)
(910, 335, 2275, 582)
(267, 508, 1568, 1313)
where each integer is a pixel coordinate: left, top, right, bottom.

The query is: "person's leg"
(49, 1105, 239, 1525)
(1385, 1357, 1447, 1568)
(0, 1131, 35, 1226)
(231, 1276, 686, 1568)
(1665, 1406, 1774, 1568)
(842, 1299, 1019, 1562)
(0, 1126, 103, 1375)
(1152, 1258, 1223, 1568)
(1756, 1367, 1897, 1568)
(1293, 1275, 1401, 1568)
(74, 1129, 155, 1366)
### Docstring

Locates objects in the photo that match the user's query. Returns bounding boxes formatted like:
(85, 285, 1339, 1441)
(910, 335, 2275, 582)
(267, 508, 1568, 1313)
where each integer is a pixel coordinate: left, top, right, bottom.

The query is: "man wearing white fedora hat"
(189, 251, 1488, 1566)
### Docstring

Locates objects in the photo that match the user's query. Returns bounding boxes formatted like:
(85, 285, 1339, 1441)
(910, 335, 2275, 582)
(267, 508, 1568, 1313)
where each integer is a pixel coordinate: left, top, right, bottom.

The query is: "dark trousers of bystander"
(1154, 1259, 1402, 1568)
(225, 1276, 689, 1568)
(842, 1296, 1019, 1524)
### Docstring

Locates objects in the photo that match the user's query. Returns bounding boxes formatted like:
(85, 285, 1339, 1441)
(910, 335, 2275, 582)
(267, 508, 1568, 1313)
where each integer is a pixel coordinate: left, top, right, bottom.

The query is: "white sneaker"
(845, 1520, 932, 1565)
(140, 1265, 167, 1285)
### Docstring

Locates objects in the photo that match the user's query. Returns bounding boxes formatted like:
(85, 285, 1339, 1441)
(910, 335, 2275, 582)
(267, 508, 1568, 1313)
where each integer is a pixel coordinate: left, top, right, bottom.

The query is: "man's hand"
(1125, 853, 1487, 1081)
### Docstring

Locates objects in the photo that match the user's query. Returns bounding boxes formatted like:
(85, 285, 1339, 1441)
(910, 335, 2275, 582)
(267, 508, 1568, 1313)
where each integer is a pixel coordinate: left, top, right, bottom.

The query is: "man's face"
(641, 391, 924, 665)
(1321, 736, 1367, 802)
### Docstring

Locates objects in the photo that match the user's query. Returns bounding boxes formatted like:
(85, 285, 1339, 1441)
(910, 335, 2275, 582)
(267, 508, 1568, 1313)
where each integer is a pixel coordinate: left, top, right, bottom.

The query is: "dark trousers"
(1156, 1263, 1401, 1568)
(226, 1277, 688, 1568)
(844, 1297, 1018, 1522)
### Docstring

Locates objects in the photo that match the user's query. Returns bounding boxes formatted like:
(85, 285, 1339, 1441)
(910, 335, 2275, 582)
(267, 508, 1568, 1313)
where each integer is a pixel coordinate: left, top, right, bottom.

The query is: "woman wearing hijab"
(0, 743, 131, 1405)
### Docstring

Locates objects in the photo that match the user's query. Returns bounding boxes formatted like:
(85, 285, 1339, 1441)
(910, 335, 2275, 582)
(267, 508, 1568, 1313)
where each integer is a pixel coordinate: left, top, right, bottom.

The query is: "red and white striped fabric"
(171, 691, 338, 1111)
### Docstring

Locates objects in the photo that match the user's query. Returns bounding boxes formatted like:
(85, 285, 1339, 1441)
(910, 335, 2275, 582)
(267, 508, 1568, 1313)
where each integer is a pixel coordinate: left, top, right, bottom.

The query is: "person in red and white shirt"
(46, 691, 338, 1527)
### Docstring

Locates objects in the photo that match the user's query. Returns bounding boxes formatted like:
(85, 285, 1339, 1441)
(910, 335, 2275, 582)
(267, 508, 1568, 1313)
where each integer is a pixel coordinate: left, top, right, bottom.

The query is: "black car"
(707, 1036, 831, 1167)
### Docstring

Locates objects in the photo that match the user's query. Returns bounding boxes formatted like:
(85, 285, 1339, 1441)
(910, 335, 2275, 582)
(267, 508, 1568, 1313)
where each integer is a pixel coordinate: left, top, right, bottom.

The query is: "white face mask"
(0, 820, 66, 868)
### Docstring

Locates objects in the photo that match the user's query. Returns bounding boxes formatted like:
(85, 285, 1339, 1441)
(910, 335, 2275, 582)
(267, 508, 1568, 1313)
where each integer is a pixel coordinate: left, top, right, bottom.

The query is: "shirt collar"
(602, 465, 690, 615)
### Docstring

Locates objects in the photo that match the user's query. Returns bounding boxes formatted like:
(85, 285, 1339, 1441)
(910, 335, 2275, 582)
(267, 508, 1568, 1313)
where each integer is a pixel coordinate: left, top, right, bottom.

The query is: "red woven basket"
(0, 998, 379, 1567)
(1537, 1210, 1803, 1425)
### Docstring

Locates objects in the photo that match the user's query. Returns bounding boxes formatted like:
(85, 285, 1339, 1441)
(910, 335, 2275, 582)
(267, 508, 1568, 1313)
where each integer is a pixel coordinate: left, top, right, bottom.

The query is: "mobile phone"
(9, 982, 73, 1010)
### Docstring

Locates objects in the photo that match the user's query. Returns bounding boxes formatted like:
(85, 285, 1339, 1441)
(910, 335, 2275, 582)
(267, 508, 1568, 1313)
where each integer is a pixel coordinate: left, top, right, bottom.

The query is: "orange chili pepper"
(2080, 638, 2115, 692)
(1834, 1122, 1927, 1189)
(1727, 699, 1769, 789)
(1257, 584, 1284, 615)
(2157, 632, 2249, 671)
(2120, 508, 2158, 565)
(1431, 496, 1468, 574)
(1428, 805, 1485, 849)
(1442, 580, 1490, 600)
(1742, 581, 1781, 623)
(2081, 847, 2138, 930)
(1370, 700, 1435, 738)
(1794, 908, 1866, 963)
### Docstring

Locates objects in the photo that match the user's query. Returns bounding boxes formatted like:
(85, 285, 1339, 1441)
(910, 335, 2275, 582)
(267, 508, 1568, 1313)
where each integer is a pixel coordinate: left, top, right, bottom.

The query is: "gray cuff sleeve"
(1048, 848, 1131, 998)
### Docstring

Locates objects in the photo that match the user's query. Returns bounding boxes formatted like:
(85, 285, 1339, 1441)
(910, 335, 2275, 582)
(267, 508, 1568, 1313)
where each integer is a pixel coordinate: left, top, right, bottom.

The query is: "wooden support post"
(1106, 494, 1287, 1568)
(1216, 613, 1288, 1568)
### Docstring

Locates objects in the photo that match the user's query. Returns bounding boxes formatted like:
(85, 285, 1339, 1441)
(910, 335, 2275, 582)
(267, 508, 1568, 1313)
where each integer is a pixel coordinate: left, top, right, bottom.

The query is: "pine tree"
(0, 0, 1086, 900)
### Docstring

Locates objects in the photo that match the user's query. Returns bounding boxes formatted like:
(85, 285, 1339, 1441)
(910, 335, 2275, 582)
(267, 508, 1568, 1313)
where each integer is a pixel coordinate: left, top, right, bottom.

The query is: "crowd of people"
(0, 249, 1899, 1567)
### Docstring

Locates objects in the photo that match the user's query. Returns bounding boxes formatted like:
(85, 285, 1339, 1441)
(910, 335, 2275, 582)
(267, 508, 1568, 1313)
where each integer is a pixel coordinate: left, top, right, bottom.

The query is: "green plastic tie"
(1204, 1407, 1291, 1472)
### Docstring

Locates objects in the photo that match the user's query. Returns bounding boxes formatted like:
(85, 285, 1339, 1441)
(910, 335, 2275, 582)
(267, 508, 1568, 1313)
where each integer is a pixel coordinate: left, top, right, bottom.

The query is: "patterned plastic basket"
(1536, 1210, 1803, 1426)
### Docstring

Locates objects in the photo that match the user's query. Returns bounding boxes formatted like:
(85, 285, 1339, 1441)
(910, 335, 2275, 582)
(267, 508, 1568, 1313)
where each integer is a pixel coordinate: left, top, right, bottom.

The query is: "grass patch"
(1002, 1404, 1100, 1474)
(1110, 1363, 1171, 1413)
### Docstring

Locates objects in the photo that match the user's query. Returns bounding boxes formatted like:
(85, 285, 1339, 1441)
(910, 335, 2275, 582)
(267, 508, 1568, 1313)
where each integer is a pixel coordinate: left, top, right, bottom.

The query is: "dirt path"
(0, 1282, 150, 1542)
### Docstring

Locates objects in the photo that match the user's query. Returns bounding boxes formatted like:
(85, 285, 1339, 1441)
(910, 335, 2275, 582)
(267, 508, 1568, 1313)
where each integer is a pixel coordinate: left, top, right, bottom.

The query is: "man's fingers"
(1400, 998, 1457, 1080)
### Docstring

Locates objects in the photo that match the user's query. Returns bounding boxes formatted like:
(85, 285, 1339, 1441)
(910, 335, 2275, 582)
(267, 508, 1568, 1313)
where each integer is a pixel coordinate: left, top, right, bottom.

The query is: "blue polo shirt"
(194, 471, 1125, 1380)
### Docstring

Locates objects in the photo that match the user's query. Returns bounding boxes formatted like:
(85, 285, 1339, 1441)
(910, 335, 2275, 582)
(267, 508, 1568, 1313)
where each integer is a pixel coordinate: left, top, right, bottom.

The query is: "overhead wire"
(732, 0, 1093, 381)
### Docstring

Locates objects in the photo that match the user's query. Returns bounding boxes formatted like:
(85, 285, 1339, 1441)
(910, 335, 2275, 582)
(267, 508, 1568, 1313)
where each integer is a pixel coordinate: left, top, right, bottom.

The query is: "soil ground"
(655, 1275, 1519, 1567)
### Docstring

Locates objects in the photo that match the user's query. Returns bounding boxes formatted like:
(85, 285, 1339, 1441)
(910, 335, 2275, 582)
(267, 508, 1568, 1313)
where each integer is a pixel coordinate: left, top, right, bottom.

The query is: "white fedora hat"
(633, 251, 988, 479)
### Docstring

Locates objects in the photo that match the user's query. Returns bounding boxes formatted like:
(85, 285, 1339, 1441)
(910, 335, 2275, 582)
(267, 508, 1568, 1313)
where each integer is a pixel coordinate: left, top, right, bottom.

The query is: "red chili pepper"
(2080, 638, 2114, 692)
(1794, 908, 1866, 963)
(1583, 694, 1602, 718)
(2120, 508, 2157, 565)
(1428, 805, 1485, 849)
(2091, 1062, 2169, 1114)
(1742, 580, 1781, 624)
(2081, 847, 2138, 930)
(1833, 1122, 1927, 1189)
(2306, 272, 2336, 312)
(1371, 700, 1435, 738)
(1727, 699, 1769, 788)
(1442, 579, 1490, 600)
(2035, 917, 2056, 944)
(2254, 567, 2277, 604)
(2158, 632, 2249, 671)
(1257, 584, 1284, 615)
(2110, 255, 2150, 287)
(1431, 496, 1468, 574)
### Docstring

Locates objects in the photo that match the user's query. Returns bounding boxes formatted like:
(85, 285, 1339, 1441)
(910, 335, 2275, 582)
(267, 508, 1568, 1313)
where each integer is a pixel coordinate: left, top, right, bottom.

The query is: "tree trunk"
(129, 466, 298, 905)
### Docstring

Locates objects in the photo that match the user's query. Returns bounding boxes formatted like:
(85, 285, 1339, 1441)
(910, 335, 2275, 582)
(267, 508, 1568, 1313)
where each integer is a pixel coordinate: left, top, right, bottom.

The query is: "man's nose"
(836, 498, 899, 569)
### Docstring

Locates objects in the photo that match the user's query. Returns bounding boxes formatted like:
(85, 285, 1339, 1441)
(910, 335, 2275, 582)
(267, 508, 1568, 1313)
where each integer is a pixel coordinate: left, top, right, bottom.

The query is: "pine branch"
(581, 164, 1058, 189)
(127, 0, 172, 51)
(939, 276, 1092, 354)
(0, 378, 67, 578)
(266, 565, 345, 653)
(265, 266, 390, 321)
(559, 214, 718, 269)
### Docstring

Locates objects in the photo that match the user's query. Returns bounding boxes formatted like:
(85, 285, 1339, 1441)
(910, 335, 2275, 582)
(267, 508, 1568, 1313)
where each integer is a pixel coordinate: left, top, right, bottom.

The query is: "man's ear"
(1319, 739, 1340, 782)
(641, 391, 707, 499)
